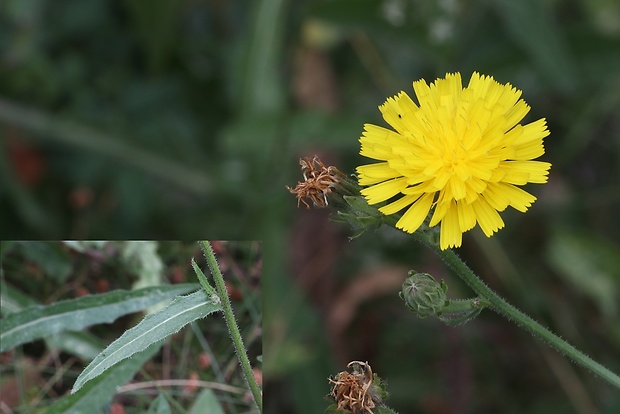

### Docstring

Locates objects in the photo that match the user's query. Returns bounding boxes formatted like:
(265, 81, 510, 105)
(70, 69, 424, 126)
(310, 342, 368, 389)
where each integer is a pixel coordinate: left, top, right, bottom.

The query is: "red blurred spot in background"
(108, 403, 125, 414)
(184, 372, 199, 394)
(68, 186, 94, 210)
(95, 278, 110, 293)
(7, 137, 45, 186)
(225, 281, 243, 301)
(75, 287, 90, 297)
(170, 266, 186, 284)
(198, 352, 211, 369)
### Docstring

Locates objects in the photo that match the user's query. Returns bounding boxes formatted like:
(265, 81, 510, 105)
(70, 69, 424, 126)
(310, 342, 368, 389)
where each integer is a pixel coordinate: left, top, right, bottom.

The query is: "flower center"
(441, 144, 472, 181)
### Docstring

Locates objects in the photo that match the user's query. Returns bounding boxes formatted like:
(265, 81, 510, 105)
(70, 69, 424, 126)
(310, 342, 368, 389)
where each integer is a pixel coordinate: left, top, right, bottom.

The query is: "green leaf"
(191, 257, 217, 296)
(44, 342, 161, 414)
(0, 284, 198, 352)
(1, 280, 106, 360)
(46, 331, 105, 361)
(146, 394, 171, 414)
(0, 280, 39, 314)
(72, 289, 222, 393)
(189, 389, 225, 414)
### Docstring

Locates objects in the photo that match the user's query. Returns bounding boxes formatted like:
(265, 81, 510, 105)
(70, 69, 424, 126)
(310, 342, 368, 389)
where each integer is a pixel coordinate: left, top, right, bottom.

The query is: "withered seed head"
(286, 156, 345, 209)
(328, 361, 378, 414)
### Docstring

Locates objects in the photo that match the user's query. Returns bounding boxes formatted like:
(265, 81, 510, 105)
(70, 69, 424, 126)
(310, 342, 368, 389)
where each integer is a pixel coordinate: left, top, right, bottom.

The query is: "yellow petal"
(439, 202, 462, 249)
(472, 198, 505, 237)
(380, 194, 418, 215)
(356, 163, 399, 186)
(394, 193, 434, 233)
(360, 177, 408, 204)
(457, 201, 476, 232)
(356, 71, 551, 247)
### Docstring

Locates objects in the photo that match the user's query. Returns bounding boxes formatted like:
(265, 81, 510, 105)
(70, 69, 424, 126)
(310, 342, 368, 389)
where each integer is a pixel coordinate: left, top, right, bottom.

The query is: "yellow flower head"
(356, 72, 551, 250)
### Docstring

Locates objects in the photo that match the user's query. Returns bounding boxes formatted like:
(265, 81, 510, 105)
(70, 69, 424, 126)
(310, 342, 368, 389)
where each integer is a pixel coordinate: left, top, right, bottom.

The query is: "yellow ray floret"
(356, 72, 551, 250)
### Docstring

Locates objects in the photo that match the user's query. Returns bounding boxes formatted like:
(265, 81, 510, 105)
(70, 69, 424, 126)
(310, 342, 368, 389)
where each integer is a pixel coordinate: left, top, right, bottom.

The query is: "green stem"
(329, 179, 619, 388)
(200, 241, 263, 412)
(442, 298, 488, 314)
(411, 232, 620, 389)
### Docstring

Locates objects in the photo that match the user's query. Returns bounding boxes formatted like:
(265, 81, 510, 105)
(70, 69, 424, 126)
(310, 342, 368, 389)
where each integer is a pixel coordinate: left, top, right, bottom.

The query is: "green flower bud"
(400, 272, 447, 317)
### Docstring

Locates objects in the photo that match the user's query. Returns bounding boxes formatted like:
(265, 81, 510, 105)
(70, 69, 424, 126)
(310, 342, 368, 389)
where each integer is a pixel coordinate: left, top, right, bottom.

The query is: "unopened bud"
(400, 272, 447, 318)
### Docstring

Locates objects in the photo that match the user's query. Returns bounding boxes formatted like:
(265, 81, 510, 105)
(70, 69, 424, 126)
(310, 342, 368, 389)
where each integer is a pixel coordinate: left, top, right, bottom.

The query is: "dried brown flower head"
(328, 361, 378, 414)
(287, 156, 345, 208)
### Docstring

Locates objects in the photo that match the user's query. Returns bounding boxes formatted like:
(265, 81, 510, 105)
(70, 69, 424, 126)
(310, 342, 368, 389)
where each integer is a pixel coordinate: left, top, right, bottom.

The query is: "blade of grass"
(241, 0, 286, 115)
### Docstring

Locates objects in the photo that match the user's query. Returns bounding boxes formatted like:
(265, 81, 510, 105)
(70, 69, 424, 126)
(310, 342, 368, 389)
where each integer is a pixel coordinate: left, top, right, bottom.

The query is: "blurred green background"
(1, 0, 620, 413)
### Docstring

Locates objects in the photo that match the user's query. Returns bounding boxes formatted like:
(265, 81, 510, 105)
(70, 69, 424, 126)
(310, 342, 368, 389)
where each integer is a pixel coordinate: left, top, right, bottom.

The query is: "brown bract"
(329, 361, 376, 414)
(287, 156, 345, 208)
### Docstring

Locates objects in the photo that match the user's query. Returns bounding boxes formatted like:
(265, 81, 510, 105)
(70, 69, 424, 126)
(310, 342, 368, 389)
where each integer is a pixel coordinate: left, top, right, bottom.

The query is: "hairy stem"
(410, 232, 620, 389)
(200, 241, 263, 412)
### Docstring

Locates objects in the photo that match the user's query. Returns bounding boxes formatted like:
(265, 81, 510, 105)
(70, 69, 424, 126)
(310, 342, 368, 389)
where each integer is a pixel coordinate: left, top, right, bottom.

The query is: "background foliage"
(1, 0, 620, 413)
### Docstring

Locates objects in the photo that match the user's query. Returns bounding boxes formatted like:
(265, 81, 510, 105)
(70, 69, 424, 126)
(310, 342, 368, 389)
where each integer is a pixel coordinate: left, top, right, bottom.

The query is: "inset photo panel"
(0, 240, 262, 413)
